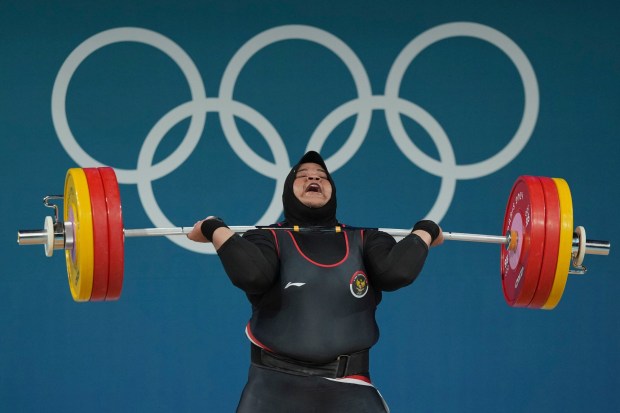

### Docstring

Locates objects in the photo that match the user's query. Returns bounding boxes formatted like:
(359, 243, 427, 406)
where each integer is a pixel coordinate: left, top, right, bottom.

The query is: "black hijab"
(282, 151, 338, 226)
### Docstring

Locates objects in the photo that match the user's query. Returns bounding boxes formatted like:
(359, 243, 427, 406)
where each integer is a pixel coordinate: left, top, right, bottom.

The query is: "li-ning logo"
(285, 282, 306, 289)
(51, 23, 539, 255)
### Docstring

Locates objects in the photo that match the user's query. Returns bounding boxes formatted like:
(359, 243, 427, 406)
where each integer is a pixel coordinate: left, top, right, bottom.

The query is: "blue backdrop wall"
(1, 1, 618, 412)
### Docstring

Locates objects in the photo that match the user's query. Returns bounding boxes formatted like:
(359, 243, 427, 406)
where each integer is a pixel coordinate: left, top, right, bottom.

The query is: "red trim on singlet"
(285, 230, 350, 267)
(343, 374, 371, 383)
(268, 229, 280, 256)
(245, 322, 273, 352)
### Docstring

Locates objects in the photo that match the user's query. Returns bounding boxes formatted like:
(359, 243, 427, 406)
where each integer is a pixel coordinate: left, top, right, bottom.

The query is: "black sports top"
(217, 226, 429, 363)
(247, 229, 378, 363)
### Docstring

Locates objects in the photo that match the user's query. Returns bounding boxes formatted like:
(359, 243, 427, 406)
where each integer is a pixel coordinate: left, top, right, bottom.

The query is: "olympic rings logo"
(51, 23, 539, 254)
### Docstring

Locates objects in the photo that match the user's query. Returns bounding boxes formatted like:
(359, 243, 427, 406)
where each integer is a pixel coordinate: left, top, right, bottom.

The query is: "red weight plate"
(528, 177, 561, 309)
(99, 167, 124, 301)
(501, 176, 546, 307)
(83, 168, 110, 301)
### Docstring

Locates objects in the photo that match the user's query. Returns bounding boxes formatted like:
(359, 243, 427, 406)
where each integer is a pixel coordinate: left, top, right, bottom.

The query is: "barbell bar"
(18, 226, 609, 260)
(119, 227, 609, 255)
(16, 167, 610, 309)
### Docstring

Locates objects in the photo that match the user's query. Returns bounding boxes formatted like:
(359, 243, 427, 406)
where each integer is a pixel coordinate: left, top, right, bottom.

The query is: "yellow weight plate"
(64, 168, 94, 302)
(542, 178, 573, 310)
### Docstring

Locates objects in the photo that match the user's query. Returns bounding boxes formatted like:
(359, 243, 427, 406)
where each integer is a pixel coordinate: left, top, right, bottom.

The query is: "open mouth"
(305, 183, 322, 193)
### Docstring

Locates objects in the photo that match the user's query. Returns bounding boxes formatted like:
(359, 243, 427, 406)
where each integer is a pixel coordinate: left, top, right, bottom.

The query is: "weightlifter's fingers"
(186, 220, 210, 243)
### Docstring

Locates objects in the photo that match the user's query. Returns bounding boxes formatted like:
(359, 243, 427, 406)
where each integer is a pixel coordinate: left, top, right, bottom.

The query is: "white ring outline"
(135, 98, 288, 253)
(308, 95, 456, 222)
(219, 25, 373, 176)
(51, 27, 207, 184)
(385, 22, 539, 180)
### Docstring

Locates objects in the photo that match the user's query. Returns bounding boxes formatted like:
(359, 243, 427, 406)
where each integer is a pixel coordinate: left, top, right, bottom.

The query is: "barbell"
(17, 167, 610, 309)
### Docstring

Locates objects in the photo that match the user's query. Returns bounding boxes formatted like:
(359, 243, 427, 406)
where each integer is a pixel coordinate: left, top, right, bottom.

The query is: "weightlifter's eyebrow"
(295, 168, 327, 177)
(296, 167, 327, 175)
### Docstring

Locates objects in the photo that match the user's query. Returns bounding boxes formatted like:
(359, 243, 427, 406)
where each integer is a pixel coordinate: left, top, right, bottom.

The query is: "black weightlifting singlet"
(247, 229, 379, 363)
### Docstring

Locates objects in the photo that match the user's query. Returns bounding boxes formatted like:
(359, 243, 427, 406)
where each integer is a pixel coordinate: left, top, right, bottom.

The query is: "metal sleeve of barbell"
(578, 238, 611, 256)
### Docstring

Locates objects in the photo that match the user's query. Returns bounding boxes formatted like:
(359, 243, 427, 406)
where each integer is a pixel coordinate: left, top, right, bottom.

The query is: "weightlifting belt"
(251, 344, 369, 378)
